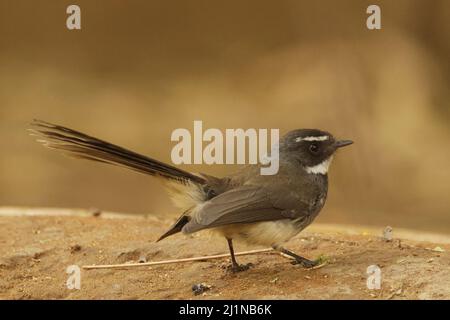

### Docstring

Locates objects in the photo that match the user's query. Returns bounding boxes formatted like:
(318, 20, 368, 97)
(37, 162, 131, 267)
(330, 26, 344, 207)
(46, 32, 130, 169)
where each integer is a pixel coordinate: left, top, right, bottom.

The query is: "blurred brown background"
(0, 1, 449, 233)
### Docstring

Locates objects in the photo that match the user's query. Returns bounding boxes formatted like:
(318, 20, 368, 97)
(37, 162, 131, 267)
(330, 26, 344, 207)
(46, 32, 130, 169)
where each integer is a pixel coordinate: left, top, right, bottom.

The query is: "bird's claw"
(291, 258, 318, 268)
(228, 263, 253, 273)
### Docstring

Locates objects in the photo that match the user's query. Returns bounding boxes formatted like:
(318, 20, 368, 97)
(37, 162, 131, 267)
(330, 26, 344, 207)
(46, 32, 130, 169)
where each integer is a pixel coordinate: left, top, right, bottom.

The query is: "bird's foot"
(291, 257, 318, 268)
(228, 262, 253, 273)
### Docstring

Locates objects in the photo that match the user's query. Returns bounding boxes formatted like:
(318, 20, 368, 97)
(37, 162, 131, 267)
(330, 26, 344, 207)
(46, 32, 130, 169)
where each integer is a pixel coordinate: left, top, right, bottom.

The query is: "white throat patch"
(305, 156, 333, 174)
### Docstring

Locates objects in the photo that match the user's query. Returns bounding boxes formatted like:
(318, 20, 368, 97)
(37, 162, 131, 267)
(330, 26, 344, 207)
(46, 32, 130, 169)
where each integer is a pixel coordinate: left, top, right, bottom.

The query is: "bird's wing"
(182, 185, 309, 233)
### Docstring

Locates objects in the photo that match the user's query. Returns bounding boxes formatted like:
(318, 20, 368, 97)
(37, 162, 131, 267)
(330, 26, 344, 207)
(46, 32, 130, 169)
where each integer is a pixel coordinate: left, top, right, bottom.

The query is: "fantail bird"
(30, 120, 353, 272)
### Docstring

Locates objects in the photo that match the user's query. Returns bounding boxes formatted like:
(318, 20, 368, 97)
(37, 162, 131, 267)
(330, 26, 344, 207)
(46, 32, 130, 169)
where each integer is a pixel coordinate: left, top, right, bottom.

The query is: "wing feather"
(182, 185, 308, 233)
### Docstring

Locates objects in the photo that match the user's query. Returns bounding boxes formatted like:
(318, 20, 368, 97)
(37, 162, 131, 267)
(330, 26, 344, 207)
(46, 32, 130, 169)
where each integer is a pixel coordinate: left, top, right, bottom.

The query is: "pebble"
(192, 283, 211, 295)
(70, 244, 82, 253)
(382, 226, 393, 242)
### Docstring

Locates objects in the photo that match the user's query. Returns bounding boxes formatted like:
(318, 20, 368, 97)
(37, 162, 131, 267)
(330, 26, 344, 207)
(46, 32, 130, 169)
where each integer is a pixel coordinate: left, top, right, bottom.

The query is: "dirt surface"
(1, 207, 449, 300)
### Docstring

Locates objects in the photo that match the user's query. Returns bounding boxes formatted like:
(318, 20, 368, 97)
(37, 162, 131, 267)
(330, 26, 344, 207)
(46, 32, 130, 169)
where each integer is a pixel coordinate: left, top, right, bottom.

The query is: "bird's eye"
(309, 143, 319, 154)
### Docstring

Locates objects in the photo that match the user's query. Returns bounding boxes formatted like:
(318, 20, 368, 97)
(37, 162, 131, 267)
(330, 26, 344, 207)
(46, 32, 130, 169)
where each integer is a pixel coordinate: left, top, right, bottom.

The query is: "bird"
(29, 120, 353, 272)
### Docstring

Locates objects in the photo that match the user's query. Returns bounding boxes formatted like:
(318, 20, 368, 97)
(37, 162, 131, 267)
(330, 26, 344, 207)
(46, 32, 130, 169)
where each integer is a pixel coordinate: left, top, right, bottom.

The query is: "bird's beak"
(334, 140, 354, 148)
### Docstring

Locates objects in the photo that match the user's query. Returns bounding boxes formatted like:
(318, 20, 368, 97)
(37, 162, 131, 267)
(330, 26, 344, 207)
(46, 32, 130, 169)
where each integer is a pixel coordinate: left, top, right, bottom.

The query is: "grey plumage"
(182, 167, 328, 234)
(30, 120, 352, 271)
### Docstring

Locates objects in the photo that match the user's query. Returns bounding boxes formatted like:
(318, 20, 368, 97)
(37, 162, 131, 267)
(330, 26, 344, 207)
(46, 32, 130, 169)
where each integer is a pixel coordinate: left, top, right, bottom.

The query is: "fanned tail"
(29, 119, 206, 185)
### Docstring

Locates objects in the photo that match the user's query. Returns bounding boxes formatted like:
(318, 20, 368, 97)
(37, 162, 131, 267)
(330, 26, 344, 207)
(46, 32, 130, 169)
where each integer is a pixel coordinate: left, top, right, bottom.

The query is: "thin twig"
(82, 248, 274, 270)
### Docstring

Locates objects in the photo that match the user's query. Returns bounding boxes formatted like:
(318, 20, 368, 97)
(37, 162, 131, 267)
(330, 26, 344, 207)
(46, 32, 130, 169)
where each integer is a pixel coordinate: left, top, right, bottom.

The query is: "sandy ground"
(0, 207, 449, 300)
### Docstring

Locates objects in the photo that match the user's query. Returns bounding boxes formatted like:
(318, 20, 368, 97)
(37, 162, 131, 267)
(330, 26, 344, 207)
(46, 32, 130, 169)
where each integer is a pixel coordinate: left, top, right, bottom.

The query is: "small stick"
(82, 248, 274, 270)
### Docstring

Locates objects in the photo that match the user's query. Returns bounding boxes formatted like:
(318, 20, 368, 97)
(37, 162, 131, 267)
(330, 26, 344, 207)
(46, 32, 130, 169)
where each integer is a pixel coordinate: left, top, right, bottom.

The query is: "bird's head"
(279, 129, 353, 174)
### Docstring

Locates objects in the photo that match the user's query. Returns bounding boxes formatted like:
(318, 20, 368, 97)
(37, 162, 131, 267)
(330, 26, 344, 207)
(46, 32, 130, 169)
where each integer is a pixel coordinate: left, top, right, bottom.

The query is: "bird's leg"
(273, 245, 318, 268)
(226, 238, 252, 273)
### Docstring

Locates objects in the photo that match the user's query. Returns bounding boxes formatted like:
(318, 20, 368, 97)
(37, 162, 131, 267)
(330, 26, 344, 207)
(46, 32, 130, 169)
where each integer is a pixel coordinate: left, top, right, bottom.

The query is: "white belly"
(214, 219, 302, 247)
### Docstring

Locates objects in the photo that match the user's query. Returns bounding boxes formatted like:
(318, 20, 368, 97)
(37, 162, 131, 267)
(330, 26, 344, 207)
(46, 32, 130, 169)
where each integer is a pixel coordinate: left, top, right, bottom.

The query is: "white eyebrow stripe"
(295, 135, 329, 142)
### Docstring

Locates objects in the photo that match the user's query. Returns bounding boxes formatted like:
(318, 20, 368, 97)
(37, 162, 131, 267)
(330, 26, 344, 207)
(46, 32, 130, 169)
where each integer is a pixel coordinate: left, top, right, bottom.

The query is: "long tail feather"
(29, 120, 206, 185)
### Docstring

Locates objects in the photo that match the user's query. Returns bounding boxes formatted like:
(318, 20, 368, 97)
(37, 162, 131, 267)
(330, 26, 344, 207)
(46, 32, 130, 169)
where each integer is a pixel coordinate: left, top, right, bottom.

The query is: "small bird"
(30, 120, 353, 272)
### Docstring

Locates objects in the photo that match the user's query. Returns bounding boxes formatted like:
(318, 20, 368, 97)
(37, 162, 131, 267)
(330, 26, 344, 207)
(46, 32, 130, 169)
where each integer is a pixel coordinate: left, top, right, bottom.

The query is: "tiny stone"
(70, 244, 82, 253)
(382, 226, 393, 242)
(90, 208, 102, 217)
(192, 283, 211, 296)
